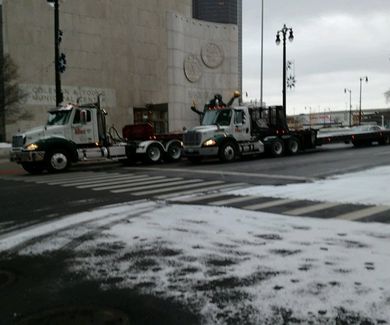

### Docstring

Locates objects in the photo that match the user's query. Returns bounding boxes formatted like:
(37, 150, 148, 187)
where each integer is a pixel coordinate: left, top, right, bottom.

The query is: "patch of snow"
(4, 200, 389, 323)
(229, 165, 390, 206)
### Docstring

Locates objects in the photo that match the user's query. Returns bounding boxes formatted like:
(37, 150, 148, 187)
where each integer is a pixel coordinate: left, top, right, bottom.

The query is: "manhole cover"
(15, 306, 130, 325)
(0, 270, 16, 289)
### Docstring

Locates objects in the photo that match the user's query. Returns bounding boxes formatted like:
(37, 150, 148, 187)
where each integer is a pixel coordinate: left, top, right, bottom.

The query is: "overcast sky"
(242, 0, 390, 114)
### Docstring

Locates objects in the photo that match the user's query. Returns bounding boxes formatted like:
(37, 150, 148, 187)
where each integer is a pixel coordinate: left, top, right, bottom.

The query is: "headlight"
(25, 143, 39, 151)
(203, 139, 217, 147)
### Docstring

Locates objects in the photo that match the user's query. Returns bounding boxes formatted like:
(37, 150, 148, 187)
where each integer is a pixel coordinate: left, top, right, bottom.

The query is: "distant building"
(0, 0, 239, 140)
(288, 108, 390, 129)
(193, 0, 240, 24)
(193, 0, 242, 98)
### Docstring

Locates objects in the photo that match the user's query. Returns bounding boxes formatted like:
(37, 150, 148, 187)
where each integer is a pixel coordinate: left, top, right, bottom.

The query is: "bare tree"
(0, 54, 29, 141)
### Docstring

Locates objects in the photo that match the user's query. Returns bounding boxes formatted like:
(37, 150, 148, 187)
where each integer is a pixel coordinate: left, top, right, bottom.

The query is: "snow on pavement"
(2, 201, 390, 324)
(229, 165, 390, 206)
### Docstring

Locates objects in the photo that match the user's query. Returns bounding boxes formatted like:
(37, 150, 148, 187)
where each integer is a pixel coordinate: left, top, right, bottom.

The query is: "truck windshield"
(47, 110, 72, 126)
(202, 109, 232, 126)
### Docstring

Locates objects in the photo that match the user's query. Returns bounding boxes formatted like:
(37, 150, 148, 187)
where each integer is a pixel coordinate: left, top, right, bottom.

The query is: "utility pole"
(260, 0, 264, 108)
(53, 0, 63, 106)
(359, 76, 368, 125)
(0, 3, 5, 141)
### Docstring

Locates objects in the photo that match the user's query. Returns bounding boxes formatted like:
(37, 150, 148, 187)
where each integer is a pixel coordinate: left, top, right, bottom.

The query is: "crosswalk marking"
(244, 198, 295, 211)
(335, 205, 390, 221)
(77, 175, 164, 189)
(6, 171, 390, 223)
(285, 202, 340, 216)
(25, 172, 97, 183)
(157, 183, 247, 200)
(210, 195, 258, 206)
(50, 174, 131, 186)
(92, 177, 183, 191)
(133, 180, 224, 196)
(172, 192, 230, 203)
(111, 179, 204, 194)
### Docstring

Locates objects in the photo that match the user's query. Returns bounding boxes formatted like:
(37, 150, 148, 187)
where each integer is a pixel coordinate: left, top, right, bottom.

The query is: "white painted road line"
(244, 199, 295, 211)
(210, 195, 259, 206)
(335, 205, 390, 221)
(285, 202, 340, 216)
(171, 191, 230, 203)
(55, 174, 133, 186)
(111, 179, 204, 194)
(25, 172, 97, 183)
(124, 166, 317, 182)
(133, 180, 224, 196)
(76, 175, 156, 189)
(158, 183, 247, 200)
(93, 177, 183, 191)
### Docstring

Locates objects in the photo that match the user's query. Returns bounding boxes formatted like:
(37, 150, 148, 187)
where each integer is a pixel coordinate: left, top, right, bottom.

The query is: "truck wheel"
(270, 139, 284, 157)
(166, 142, 182, 162)
(145, 144, 162, 163)
(287, 137, 299, 155)
(219, 141, 237, 162)
(46, 149, 71, 173)
(21, 162, 45, 174)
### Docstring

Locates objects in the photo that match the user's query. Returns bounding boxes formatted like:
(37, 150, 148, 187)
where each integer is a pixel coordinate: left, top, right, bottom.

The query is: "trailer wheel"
(21, 162, 45, 175)
(270, 139, 285, 157)
(287, 137, 300, 155)
(166, 142, 182, 161)
(219, 141, 237, 162)
(145, 144, 162, 163)
(46, 149, 71, 173)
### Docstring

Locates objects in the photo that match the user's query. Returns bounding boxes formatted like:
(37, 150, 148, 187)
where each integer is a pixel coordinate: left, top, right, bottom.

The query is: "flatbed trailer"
(316, 125, 390, 147)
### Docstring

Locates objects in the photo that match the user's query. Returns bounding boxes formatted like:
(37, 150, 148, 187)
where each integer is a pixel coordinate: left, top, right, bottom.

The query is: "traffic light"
(58, 53, 66, 73)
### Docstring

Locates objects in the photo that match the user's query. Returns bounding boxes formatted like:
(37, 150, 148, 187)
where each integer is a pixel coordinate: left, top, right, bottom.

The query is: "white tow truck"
(183, 92, 317, 162)
(10, 101, 182, 174)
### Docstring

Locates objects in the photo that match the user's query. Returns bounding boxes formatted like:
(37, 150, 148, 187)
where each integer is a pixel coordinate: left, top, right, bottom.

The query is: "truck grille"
(12, 135, 25, 148)
(183, 131, 202, 146)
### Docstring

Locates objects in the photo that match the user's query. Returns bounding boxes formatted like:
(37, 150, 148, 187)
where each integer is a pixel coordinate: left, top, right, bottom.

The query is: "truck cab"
(10, 103, 126, 174)
(183, 104, 264, 162)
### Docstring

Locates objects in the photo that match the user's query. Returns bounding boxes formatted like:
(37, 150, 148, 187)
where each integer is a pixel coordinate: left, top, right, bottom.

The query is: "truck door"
(71, 108, 95, 145)
(233, 109, 250, 142)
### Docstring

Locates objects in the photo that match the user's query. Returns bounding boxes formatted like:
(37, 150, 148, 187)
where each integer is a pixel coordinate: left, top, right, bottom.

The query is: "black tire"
(270, 139, 285, 157)
(219, 141, 237, 162)
(287, 137, 300, 155)
(145, 144, 162, 163)
(166, 142, 182, 162)
(21, 162, 45, 174)
(46, 149, 71, 173)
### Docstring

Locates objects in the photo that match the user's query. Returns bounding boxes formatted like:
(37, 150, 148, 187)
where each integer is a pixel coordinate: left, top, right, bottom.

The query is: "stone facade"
(1, 0, 238, 139)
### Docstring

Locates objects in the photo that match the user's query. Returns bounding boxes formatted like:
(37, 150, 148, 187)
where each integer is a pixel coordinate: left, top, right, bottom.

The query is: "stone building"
(1, 0, 239, 140)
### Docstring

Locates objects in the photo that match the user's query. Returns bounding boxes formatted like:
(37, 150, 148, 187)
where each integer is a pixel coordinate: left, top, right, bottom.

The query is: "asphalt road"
(0, 143, 390, 324)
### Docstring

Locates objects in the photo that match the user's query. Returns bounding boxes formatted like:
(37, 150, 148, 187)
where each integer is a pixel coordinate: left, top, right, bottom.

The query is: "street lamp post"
(260, 0, 264, 108)
(276, 24, 294, 118)
(359, 76, 368, 125)
(47, 0, 63, 106)
(344, 88, 352, 127)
